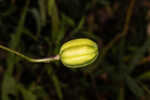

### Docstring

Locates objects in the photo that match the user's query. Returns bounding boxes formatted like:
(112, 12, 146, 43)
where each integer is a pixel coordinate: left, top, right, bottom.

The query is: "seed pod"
(59, 38, 99, 68)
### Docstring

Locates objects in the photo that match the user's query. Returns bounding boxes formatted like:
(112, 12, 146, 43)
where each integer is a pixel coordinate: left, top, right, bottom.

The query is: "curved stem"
(0, 45, 60, 63)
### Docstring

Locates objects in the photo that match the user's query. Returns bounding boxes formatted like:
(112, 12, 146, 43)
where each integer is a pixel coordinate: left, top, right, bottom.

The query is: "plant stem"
(0, 45, 60, 63)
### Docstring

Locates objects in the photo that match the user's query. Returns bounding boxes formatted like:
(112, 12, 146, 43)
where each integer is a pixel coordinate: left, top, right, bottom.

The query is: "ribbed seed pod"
(59, 38, 99, 68)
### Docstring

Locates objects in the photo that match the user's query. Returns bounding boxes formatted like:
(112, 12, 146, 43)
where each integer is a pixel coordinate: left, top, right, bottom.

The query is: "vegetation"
(0, 0, 150, 100)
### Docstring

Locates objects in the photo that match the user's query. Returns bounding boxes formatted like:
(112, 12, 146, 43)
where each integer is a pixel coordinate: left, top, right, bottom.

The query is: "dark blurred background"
(0, 0, 150, 100)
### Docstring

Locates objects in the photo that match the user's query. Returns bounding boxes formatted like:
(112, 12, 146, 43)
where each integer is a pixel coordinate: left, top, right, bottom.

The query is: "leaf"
(30, 85, 49, 99)
(1, 75, 17, 100)
(17, 84, 37, 100)
(1, 1, 29, 100)
(52, 75, 63, 100)
(125, 75, 145, 97)
(48, 0, 60, 41)
(137, 71, 150, 80)
(71, 16, 85, 34)
(6, 0, 29, 75)
(29, 8, 41, 37)
(128, 37, 150, 74)
(139, 82, 150, 95)
(61, 14, 75, 27)
(38, 0, 47, 26)
(54, 14, 75, 46)
(96, 0, 110, 5)
(117, 86, 125, 100)
(1, 5, 16, 17)
(47, 66, 63, 100)
(23, 27, 38, 41)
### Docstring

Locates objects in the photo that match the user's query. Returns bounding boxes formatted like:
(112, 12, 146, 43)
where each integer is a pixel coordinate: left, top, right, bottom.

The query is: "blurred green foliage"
(0, 0, 150, 100)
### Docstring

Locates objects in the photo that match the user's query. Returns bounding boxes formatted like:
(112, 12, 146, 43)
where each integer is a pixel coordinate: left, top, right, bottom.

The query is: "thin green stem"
(0, 45, 60, 63)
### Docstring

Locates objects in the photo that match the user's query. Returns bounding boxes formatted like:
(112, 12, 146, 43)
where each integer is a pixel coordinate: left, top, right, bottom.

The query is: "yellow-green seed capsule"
(59, 38, 99, 68)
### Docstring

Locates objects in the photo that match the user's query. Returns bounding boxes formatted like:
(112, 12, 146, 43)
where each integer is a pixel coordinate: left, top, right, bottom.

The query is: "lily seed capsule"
(59, 38, 99, 68)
